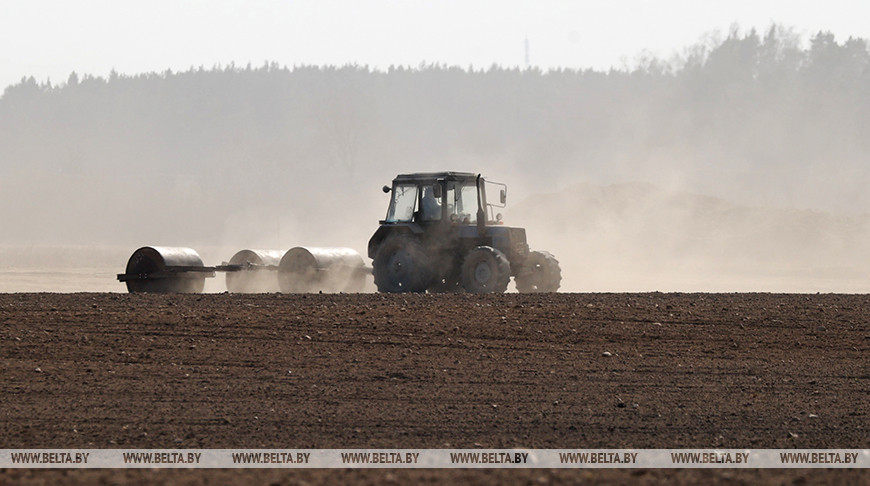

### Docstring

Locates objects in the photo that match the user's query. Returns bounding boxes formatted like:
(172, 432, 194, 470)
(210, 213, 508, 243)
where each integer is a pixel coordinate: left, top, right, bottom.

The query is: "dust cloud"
(508, 182, 870, 292)
(1, 26, 869, 293)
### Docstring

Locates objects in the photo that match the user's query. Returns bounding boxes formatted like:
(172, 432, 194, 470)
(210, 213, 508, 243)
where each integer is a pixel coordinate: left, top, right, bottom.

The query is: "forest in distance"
(2, 26, 870, 292)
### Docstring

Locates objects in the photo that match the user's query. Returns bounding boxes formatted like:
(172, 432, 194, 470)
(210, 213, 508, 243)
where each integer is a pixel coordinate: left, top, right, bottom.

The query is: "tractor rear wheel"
(460, 246, 510, 293)
(515, 250, 561, 293)
(373, 235, 434, 293)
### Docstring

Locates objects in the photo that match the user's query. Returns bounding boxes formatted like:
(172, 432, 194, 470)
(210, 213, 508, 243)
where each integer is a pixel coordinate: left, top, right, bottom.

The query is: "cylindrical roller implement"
(278, 247, 366, 293)
(224, 249, 284, 293)
(118, 246, 212, 293)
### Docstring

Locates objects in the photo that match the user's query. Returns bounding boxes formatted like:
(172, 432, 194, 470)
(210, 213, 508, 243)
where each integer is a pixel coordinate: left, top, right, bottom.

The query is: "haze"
(1, 1, 867, 90)
(2, 2, 870, 293)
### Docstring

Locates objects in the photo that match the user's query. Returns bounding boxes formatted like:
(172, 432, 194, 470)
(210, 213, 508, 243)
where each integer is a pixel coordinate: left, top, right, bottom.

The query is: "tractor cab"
(381, 172, 506, 227)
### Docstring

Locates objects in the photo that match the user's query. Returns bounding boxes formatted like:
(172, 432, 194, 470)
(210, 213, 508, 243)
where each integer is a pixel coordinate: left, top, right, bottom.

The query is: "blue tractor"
(368, 172, 561, 293)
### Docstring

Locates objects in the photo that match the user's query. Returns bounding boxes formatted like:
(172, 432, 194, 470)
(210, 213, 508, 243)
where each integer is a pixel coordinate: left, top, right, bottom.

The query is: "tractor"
(117, 171, 561, 294)
(368, 172, 561, 293)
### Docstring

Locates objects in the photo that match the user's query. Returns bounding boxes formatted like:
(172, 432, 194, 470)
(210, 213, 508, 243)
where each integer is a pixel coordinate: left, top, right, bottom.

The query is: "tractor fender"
(367, 224, 423, 259)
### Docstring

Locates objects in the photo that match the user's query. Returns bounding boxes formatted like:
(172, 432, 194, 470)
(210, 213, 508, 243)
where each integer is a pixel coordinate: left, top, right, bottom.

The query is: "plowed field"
(2, 293, 868, 484)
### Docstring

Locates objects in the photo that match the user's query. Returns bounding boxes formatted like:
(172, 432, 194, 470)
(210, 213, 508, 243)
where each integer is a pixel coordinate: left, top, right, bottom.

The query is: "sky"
(0, 0, 867, 90)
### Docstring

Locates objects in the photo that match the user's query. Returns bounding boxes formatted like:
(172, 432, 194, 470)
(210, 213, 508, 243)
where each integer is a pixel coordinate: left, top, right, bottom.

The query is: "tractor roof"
(393, 172, 479, 184)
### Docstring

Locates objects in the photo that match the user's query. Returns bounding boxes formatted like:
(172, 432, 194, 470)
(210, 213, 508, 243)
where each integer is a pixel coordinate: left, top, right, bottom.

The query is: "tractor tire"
(460, 246, 510, 294)
(515, 250, 561, 293)
(373, 235, 434, 293)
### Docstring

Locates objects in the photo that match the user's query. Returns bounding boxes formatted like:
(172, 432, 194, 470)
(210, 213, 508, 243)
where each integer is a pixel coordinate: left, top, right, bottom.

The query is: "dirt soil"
(1, 292, 869, 485)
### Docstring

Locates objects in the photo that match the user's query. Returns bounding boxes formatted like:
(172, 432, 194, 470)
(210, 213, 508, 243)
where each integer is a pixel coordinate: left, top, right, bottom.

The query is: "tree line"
(1, 25, 868, 246)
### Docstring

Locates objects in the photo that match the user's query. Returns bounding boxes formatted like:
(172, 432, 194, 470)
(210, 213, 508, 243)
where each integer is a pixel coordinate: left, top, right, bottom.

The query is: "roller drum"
(123, 246, 207, 293)
(278, 247, 365, 293)
(225, 249, 284, 293)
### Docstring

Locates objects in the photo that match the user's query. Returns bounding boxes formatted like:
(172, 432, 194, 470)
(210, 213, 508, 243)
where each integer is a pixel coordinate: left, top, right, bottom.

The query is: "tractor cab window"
(446, 182, 479, 224)
(420, 185, 442, 221)
(385, 184, 418, 222)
